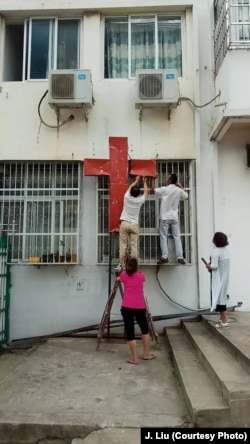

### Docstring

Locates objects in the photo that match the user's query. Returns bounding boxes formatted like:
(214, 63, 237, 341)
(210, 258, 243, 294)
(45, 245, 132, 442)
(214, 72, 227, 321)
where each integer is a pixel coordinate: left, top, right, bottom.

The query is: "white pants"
(159, 219, 183, 260)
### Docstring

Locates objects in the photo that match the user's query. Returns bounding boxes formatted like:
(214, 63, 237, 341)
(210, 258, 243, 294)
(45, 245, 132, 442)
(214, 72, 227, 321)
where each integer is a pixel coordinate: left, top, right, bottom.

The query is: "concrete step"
(183, 321, 250, 417)
(165, 327, 229, 427)
(165, 317, 250, 427)
(201, 314, 250, 375)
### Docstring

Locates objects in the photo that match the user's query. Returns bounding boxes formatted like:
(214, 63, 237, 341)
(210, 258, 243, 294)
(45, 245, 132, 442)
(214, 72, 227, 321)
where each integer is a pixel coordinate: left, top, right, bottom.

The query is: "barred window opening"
(214, 0, 250, 75)
(97, 160, 194, 265)
(0, 162, 81, 264)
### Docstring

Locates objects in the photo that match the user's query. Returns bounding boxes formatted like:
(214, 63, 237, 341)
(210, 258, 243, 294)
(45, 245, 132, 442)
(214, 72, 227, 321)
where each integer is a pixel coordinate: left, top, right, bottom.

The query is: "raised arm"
(126, 175, 140, 194)
(176, 182, 188, 199)
(151, 176, 157, 194)
(176, 182, 184, 190)
(143, 177, 148, 198)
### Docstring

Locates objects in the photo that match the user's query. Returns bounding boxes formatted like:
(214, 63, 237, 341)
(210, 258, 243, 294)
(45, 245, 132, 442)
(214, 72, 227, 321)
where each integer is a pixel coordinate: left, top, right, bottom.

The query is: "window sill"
(8, 261, 79, 266)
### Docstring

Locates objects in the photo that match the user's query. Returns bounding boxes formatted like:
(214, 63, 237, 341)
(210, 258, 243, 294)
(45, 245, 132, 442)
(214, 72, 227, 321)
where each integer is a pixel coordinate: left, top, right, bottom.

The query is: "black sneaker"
(177, 258, 186, 265)
(157, 258, 169, 264)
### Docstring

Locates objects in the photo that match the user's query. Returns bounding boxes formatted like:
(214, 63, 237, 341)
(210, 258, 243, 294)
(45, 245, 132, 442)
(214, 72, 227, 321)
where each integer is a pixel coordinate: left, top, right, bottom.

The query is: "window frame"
(97, 160, 195, 265)
(23, 17, 81, 81)
(0, 162, 82, 265)
(104, 13, 184, 80)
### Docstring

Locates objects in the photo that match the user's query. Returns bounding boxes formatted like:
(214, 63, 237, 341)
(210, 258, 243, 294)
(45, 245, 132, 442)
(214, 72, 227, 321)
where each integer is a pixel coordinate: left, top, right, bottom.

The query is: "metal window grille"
(97, 160, 194, 265)
(0, 236, 11, 345)
(214, 0, 250, 75)
(229, 0, 250, 43)
(0, 162, 81, 265)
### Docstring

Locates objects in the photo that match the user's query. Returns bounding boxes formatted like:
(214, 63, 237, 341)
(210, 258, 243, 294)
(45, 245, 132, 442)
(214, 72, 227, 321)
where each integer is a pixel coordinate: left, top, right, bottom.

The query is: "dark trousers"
(121, 307, 148, 341)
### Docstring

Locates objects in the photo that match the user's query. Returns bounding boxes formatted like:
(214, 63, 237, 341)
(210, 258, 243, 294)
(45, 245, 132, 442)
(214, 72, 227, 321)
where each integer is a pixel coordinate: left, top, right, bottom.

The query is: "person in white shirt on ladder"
(152, 173, 188, 265)
(119, 176, 148, 265)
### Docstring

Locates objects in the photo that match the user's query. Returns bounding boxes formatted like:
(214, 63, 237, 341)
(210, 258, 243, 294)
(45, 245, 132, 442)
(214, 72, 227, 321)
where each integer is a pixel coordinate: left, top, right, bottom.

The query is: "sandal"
(216, 322, 229, 328)
(127, 359, 138, 365)
(143, 354, 157, 361)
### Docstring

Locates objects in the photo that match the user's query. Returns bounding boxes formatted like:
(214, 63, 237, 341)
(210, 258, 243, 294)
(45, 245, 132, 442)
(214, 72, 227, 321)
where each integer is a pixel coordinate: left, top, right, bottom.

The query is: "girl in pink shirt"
(118, 258, 156, 365)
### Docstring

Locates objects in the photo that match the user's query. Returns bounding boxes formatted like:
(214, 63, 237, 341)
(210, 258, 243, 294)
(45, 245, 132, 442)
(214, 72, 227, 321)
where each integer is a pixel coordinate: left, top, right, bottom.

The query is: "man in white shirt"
(119, 176, 148, 264)
(152, 173, 188, 265)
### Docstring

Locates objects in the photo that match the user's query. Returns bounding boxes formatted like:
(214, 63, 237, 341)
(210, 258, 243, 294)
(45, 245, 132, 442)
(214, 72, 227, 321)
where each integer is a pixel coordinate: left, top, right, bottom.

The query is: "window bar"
(77, 19, 81, 68)
(22, 163, 28, 262)
(22, 20, 28, 82)
(48, 163, 53, 262)
(76, 163, 81, 263)
(69, 164, 72, 262)
(65, 164, 69, 261)
(59, 164, 63, 260)
(51, 164, 56, 259)
(15, 163, 20, 261)
(31, 163, 36, 259)
(50, 18, 56, 72)
(155, 14, 158, 69)
(41, 163, 46, 261)
(71, 165, 75, 262)
(128, 16, 132, 78)
(27, 19, 32, 81)
(76, 163, 80, 262)
(40, 164, 43, 258)
(35, 164, 40, 258)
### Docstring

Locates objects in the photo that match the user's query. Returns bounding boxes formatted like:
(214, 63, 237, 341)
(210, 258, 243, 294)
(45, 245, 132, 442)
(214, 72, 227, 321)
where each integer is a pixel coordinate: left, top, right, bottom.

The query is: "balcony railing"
(214, 0, 250, 74)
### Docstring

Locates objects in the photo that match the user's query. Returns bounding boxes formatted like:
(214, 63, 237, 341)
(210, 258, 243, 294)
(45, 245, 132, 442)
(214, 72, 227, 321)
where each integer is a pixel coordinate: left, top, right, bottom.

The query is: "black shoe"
(157, 258, 169, 264)
(177, 258, 186, 265)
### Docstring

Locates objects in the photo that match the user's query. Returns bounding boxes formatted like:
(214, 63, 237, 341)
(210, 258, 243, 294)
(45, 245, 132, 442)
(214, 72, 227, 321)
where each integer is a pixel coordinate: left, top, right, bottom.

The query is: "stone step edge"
(164, 327, 229, 427)
(201, 315, 250, 375)
(183, 321, 250, 403)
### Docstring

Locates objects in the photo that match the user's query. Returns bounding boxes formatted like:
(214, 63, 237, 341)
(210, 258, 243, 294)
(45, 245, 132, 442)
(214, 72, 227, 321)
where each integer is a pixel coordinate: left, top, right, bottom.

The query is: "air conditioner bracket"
(83, 104, 89, 122)
(136, 104, 172, 121)
(139, 105, 143, 121)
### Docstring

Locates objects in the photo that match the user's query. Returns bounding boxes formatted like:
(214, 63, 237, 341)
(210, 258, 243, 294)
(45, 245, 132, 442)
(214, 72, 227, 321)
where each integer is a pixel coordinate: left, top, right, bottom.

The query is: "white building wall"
(1, 0, 247, 341)
(216, 130, 250, 310)
(212, 28, 250, 313)
(215, 51, 250, 122)
(193, 0, 217, 310)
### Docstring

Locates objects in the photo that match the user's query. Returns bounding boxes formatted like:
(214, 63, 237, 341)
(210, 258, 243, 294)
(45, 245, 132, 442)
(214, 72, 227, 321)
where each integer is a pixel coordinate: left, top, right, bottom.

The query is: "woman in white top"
(205, 232, 230, 328)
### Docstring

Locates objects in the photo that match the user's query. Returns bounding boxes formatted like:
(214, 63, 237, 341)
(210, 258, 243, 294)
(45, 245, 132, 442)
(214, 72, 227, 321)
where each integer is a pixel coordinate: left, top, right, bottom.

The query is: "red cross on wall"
(84, 137, 156, 232)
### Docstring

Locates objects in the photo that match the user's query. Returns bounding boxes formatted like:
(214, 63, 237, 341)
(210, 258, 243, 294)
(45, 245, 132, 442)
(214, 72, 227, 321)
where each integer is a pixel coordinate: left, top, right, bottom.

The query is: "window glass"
(105, 17, 128, 78)
(30, 19, 53, 79)
(57, 20, 79, 69)
(105, 15, 182, 78)
(26, 201, 51, 234)
(4, 18, 80, 80)
(158, 16, 182, 72)
(131, 16, 155, 76)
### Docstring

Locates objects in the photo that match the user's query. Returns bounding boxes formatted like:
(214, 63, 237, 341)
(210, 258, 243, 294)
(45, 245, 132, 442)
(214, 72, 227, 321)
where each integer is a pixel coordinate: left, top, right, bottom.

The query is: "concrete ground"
(0, 334, 191, 444)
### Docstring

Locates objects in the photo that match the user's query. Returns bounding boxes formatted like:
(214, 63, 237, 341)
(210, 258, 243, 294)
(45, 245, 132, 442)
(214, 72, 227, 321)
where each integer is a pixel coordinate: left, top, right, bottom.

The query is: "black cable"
(38, 90, 74, 129)
(179, 92, 221, 109)
(155, 266, 208, 312)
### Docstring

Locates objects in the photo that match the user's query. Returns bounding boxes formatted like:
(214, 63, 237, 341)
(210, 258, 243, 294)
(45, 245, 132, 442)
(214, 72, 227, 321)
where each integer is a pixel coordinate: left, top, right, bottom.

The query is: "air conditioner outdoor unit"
(135, 69, 179, 108)
(48, 69, 93, 108)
